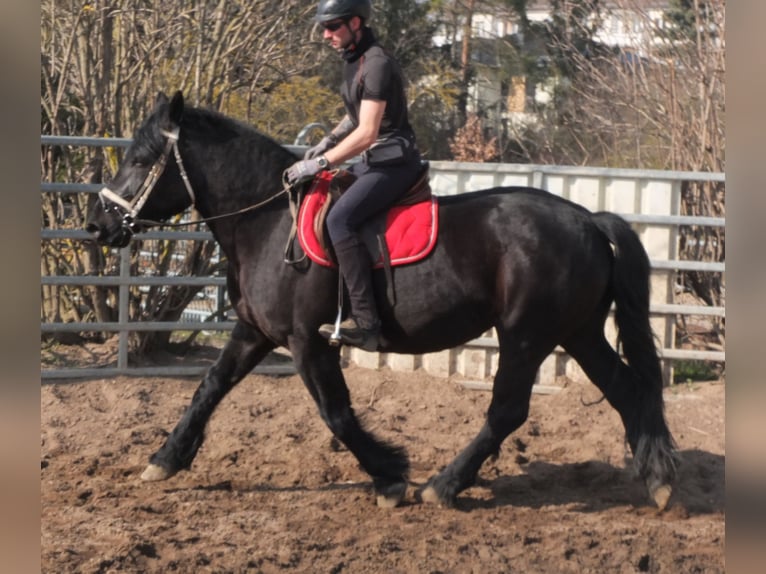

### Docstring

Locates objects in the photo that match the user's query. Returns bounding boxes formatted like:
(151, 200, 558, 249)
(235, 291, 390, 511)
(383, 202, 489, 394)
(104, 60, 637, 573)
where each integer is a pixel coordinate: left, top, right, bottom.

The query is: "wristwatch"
(316, 155, 330, 169)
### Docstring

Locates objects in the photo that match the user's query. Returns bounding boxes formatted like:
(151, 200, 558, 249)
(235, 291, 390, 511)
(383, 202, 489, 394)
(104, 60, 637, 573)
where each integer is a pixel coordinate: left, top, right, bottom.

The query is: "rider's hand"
(285, 157, 325, 185)
(304, 135, 338, 160)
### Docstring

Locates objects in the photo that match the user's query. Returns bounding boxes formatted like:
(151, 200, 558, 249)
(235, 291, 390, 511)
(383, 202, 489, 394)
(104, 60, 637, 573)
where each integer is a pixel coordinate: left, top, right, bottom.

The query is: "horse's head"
(86, 91, 197, 247)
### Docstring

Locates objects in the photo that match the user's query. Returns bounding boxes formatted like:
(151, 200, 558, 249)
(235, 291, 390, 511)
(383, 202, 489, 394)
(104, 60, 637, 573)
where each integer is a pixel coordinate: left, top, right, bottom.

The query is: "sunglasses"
(322, 20, 345, 32)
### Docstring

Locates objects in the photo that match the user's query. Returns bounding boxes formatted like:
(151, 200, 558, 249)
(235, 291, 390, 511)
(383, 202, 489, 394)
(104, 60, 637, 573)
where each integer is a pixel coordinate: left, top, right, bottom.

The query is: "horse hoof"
(141, 463, 173, 481)
(376, 482, 407, 508)
(651, 484, 672, 511)
(376, 492, 404, 509)
(419, 485, 443, 506)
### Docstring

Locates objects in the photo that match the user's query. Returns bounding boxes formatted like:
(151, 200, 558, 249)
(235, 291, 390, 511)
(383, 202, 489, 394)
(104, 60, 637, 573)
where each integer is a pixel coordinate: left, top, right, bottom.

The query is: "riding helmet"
(315, 0, 372, 23)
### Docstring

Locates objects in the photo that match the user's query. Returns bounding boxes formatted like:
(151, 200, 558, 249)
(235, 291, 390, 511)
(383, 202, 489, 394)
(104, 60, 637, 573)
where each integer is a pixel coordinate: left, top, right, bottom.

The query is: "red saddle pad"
(297, 174, 438, 268)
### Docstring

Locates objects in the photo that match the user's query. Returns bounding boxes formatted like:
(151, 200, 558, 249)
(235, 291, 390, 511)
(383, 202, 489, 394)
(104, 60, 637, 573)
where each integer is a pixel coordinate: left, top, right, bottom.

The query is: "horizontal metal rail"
(42, 135, 132, 147)
(651, 303, 725, 317)
(620, 213, 725, 228)
(42, 364, 295, 381)
(42, 321, 238, 333)
(650, 260, 724, 272)
(41, 229, 726, 274)
(41, 276, 227, 287)
(40, 134, 304, 156)
(41, 182, 105, 193)
(463, 338, 725, 363)
(42, 229, 212, 241)
(39, 300, 724, 336)
(40, 261, 723, 286)
(428, 159, 727, 183)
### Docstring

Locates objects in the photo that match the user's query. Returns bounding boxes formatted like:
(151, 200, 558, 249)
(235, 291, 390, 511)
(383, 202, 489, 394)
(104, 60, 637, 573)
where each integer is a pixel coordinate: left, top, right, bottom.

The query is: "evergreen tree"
(664, 0, 720, 41)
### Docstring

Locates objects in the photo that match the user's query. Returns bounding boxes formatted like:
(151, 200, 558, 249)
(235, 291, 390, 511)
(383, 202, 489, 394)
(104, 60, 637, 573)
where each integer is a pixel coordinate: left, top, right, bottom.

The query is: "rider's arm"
(323, 99, 386, 167)
(328, 116, 356, 143)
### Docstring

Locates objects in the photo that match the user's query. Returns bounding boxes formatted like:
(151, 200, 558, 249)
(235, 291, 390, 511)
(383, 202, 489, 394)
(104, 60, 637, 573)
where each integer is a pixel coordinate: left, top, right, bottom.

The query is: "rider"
(286, 0, 423, 351)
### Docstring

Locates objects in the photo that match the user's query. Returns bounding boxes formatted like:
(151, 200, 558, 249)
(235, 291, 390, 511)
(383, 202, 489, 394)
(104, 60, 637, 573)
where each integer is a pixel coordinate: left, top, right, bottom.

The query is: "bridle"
(97, 126, 293, 241)
(97, 127, 196, 235)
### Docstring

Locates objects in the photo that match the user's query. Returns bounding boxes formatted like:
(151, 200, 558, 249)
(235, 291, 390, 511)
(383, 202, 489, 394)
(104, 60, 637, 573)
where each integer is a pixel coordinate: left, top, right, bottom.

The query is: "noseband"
(98, 127, 196, 236)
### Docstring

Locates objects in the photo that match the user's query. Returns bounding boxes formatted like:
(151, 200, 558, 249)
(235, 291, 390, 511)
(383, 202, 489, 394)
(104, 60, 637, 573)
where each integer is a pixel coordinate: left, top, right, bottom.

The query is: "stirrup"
(327, 306, 343, 347)
(318, 317, 380, 351)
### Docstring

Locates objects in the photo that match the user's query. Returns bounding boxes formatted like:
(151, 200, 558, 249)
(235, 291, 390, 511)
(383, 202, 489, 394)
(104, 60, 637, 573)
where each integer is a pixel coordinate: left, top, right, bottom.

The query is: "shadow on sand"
(450, 449, 724, 514)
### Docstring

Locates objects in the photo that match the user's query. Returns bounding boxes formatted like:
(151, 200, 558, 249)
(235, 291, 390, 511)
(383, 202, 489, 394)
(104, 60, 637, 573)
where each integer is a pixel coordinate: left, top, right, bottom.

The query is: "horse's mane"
(183, 106, 298, 160)
(134, 100, 298, 164)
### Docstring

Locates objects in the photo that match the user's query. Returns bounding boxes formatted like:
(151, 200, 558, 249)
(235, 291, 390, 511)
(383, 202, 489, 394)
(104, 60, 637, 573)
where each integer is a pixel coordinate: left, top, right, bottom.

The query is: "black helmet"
(315, 0, 372, 23)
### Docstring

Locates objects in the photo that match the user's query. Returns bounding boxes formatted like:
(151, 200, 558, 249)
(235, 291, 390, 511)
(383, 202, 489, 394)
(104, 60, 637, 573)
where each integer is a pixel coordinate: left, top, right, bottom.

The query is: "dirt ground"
(41, 347, 725, 573)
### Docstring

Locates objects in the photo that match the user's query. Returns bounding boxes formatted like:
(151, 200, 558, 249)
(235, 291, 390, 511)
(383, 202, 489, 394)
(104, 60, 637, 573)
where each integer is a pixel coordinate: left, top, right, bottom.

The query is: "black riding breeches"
(325, 158, 423, 245)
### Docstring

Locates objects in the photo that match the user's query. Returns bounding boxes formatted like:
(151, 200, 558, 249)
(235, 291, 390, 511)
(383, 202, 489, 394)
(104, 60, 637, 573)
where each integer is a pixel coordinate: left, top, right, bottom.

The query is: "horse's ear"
(169, 91, 184, 125)
(155, 91, 169, 108)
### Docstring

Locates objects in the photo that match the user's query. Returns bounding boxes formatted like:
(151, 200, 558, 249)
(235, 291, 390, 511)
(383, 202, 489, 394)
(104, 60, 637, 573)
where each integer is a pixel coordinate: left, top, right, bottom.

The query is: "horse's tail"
(591, 212, 678, 506)
(591, 212, 661, 390)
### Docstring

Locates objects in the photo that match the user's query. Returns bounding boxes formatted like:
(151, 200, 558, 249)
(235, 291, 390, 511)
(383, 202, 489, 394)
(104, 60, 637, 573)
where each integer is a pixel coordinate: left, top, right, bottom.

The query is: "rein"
(135, 186, 290, 229)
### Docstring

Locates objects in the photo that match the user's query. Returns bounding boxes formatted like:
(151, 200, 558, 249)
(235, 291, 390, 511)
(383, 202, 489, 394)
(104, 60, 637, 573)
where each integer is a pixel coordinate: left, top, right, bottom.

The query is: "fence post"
(118, 246, 130, 369)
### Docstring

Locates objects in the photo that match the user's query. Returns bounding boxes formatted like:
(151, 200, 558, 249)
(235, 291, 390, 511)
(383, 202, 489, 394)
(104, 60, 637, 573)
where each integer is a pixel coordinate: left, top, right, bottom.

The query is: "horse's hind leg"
(141, 322, 275, 481)
(290, 335, 409, 508)
(563, 328, 678, 509)
(420, 337, 548, 507)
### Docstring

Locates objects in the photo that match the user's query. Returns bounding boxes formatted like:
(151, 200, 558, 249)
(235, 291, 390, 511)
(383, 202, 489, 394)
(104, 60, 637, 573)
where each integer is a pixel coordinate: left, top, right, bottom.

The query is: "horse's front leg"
(289, 334, 410, 508)
(141, 321, 276, 481)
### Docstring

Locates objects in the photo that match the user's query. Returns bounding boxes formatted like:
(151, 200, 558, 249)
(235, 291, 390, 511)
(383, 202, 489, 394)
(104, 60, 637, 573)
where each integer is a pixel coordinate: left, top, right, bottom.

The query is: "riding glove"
(285, 157, 325, 185)
(304, 135, 338, 159)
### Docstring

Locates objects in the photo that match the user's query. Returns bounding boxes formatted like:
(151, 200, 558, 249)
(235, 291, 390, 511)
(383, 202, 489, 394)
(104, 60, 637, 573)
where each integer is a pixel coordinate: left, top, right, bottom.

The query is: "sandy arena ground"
(41, 349, 724, 573)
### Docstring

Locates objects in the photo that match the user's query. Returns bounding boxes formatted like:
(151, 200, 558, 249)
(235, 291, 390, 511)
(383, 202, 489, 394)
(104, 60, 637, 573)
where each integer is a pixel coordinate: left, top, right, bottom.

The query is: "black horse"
(86, 91, 677, 510)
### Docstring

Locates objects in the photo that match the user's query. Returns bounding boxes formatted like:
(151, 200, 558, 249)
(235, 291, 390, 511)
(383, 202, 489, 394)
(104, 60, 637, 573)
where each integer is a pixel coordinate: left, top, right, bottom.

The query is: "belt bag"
(364, 136, 415, 167)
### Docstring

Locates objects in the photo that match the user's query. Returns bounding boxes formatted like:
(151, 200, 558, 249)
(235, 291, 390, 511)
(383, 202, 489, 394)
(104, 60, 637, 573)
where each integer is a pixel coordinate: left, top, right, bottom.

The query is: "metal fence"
(41, 136, 725, 381)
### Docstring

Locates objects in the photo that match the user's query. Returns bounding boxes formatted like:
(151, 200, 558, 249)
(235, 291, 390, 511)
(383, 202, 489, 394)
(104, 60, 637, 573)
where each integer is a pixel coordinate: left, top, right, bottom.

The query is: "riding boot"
(319, 236, 381, 351)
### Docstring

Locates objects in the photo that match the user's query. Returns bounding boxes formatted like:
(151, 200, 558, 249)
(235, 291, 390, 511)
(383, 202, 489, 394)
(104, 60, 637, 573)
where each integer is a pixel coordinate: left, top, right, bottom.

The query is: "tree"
(504, 0, 724, 171)
(449, 113, 499, 161)
(40, 0, 323, 353)
(250, 76, 344, 145)
(654, 0, 725, 336)
(506, 0, 724, 341)
(424, 0, 531, 159)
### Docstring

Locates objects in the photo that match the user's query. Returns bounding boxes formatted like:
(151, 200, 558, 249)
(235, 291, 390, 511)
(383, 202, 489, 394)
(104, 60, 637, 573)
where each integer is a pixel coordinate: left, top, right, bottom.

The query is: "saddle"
(285, 163, 438, 270)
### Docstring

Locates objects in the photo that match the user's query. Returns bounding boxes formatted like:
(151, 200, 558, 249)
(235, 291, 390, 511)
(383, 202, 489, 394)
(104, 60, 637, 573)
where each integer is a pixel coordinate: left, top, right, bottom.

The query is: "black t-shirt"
(340, 28, 415, 143)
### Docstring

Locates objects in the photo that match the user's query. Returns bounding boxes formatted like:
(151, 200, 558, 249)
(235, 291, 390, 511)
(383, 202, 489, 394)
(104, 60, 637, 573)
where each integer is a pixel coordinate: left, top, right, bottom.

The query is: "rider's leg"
(320, 235, 381, 351)
(320, 161, 421, 349)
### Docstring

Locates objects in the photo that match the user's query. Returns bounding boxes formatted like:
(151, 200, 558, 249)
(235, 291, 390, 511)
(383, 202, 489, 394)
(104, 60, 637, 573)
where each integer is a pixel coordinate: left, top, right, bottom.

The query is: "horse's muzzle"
(85, 221, 133, 248)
